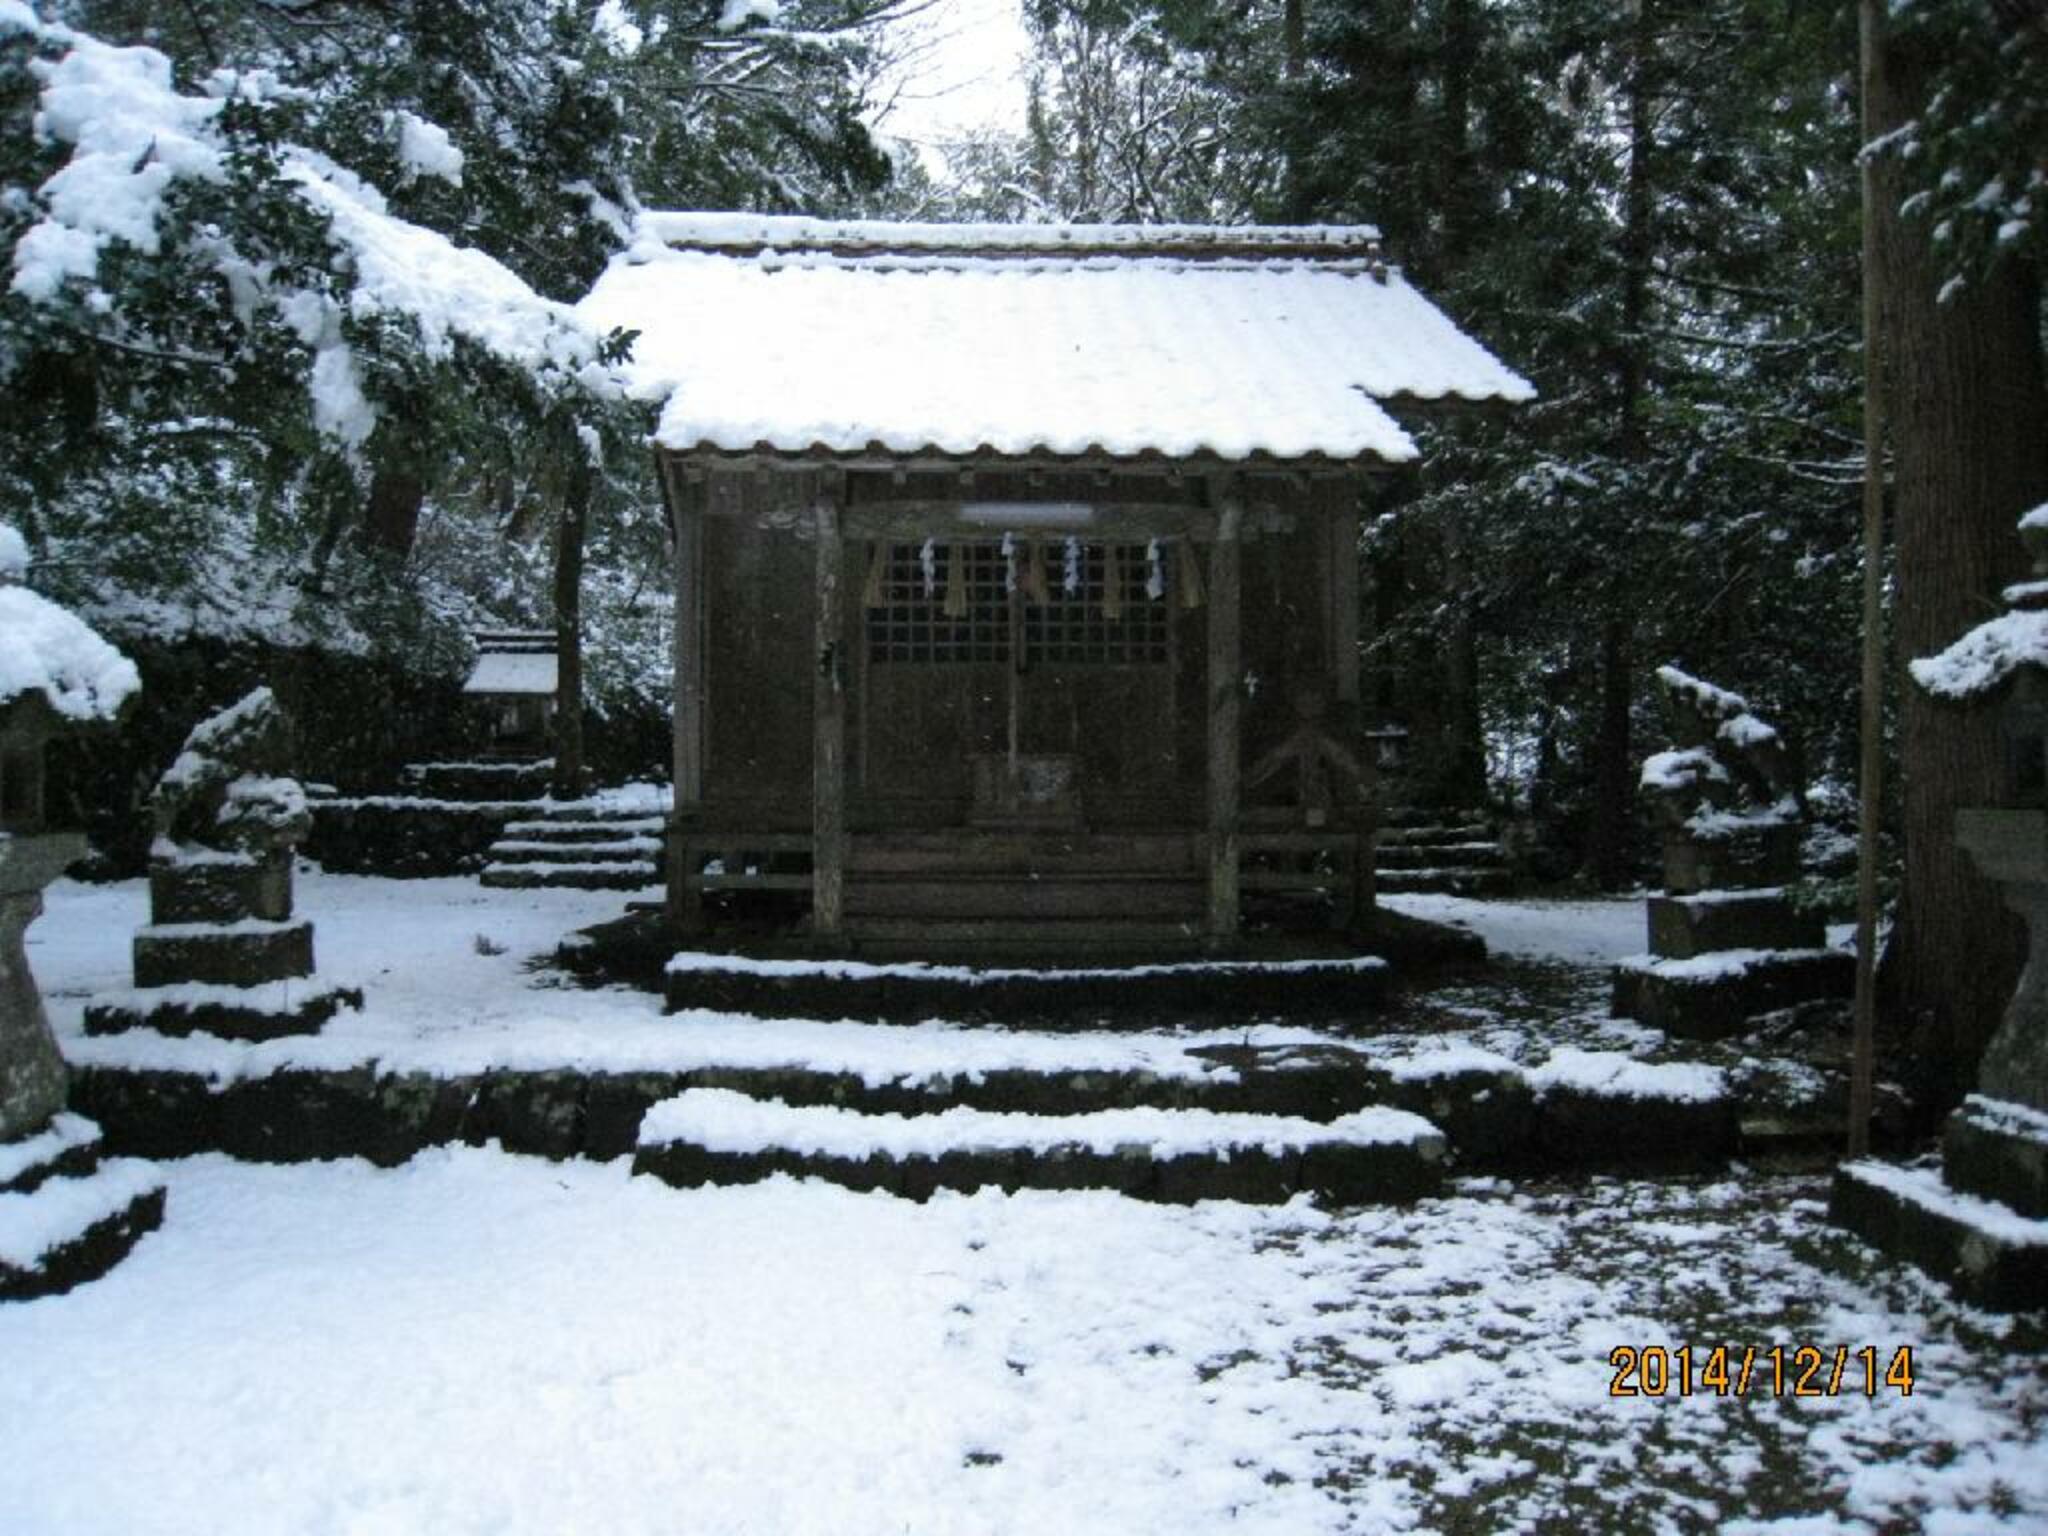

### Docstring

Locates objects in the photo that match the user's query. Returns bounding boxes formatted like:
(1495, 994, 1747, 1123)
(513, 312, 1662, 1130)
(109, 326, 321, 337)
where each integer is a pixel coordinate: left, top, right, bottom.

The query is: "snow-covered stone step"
(1379, 822, 1495, 845)
(1830, 1159, 2048, 1314)
(401, 759, 555, 802)
(633, 1089, 1448, 1205)
(67, 1027, 1743, 1174)
(485, 838, 661, 862)
(0, 1157, 166, 1302)
(83, 977, 363, 1042)
(1377, 842, 1506, 871)
(479, 862, 660, 891)
(499, 819, 666, 842)
(1375, 867, 1515, 898)
(534, 804, 669, 826)
(0, 1113, 101, 1196)
(665, 948, 1391, 1024)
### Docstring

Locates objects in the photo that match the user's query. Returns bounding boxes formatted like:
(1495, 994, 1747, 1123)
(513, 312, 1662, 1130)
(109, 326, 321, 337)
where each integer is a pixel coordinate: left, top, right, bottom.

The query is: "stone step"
(534, 804, 670, 826)
(501, 818, 667, 841)
(666, 948, 1392, 1024)
(1378, 822, 1496, 845)
(848, 832, 1201, 877)
(0, 1113, 102, 1196)
(832, 916, 1211, 955)
(843, 875, 1204, 922)
(1375, 867, 1516, 897)
(83, 978, 363, 1042)
(485, 838, 662, 864)
(0, 1157, 167, 1302)
(480, 862, 661, 891)
(401, 760, 555, 802)
(631, 1089, 1449, 1205)
(1829, 1159, 2048, 1314)
(1376, 842, 1506, 871)
(69, 1038, 1747, 1176)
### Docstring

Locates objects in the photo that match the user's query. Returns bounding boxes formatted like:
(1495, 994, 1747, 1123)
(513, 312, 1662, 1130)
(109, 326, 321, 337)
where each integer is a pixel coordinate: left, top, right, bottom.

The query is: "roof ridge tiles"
(639, 210, 1385, 262)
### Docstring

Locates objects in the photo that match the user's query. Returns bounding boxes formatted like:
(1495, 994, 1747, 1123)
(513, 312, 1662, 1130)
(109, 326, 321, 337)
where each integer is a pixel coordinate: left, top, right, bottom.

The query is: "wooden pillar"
(812, 486, 848, 940)
(1329, 480, 1375, 937)
(1328, 484, 1361, 706)
(666, 458, 706, 935)
(1207, 495, 1245, 946)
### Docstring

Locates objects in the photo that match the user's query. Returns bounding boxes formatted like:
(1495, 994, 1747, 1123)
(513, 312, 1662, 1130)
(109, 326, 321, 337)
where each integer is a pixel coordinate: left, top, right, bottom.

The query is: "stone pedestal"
(1660, 824, 1802, 895)
(86, 848, 358, 1041)
(1614, 854, 1851, 1042)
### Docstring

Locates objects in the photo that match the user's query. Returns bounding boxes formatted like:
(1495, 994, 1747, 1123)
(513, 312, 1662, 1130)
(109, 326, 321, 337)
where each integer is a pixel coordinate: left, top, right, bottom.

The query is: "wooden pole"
(665, 458, 706, 935)
(813, 488, 848, 941)
(1207, 494, 1245, 947)
(1849, 0, 1886, 1158)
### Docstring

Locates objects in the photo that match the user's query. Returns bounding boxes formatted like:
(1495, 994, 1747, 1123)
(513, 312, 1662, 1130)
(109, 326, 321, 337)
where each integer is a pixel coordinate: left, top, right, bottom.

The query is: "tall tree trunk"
(363, 468, 424, 558)
(1283, 0, 1305, 77)
(1438, 0, 1479, 271)
(1872, 33, 2048, 1109)
(1430, 0, 1486, 807)
(1439, 506, 1489, 806)
(552, 458, 590, 799)
(1585, 0, 1658, 888)
(1586, 616, 1636, 888)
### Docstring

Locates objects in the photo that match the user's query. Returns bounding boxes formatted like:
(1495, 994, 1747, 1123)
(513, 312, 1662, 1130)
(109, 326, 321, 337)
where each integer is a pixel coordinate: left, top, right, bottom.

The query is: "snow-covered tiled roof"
(464, 651, 557, 697)
(580, 213, 1533, 467)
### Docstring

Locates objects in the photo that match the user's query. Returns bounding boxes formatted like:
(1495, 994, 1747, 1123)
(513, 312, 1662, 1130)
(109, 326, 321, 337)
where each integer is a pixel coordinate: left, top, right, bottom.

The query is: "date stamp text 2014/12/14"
(1608, 1345, 1915, 1398)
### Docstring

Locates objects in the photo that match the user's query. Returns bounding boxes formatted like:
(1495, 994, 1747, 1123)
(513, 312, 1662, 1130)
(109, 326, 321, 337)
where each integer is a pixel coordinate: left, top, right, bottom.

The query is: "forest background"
(2, 0, 2044, 1102)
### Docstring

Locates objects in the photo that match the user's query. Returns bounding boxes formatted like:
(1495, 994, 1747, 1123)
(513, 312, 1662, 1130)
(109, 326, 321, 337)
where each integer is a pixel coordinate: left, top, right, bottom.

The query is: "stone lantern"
(1830, 507, 2048, 1311)
(0, 538, 166, 1300)
(0, 690, 86, 1148)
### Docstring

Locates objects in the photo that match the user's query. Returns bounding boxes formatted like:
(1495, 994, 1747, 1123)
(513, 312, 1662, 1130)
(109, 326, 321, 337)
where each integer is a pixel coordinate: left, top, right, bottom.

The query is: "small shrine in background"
(0, 524, 166, 1301)
(462, 629, 558, 760)
(85, 688, 360, 1042)
(1832, 507, 2048, 1310)
(1611, 666, 1852, 1039)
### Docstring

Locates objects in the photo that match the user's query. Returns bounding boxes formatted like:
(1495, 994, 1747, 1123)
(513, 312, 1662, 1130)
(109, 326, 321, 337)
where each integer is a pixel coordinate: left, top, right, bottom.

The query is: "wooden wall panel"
(702, 517, 813, 814)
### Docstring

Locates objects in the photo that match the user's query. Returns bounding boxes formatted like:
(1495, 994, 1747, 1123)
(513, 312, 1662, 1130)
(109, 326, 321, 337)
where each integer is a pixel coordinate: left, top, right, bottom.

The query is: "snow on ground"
(2, 1151, 2042, 1534)
(13, 874, 2047, 1530)
(1382, 890, 1650, 967)
(32, 872, 1346, 1085)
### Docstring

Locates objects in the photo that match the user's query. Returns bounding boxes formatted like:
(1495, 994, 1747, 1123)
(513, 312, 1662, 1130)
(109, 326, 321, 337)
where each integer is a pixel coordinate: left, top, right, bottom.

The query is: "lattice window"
(866, 542, 1006, 663)
(865, 540, 1171, 665)
(1027, 541, 1169, 664)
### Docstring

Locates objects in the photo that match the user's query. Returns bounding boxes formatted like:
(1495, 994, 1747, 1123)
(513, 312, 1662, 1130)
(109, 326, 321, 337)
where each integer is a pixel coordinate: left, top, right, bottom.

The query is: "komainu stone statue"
(1611, 666, 1851, 1039)
(85, 687, 359, 1041)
